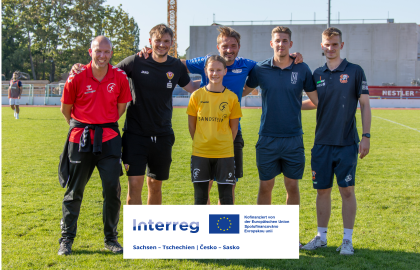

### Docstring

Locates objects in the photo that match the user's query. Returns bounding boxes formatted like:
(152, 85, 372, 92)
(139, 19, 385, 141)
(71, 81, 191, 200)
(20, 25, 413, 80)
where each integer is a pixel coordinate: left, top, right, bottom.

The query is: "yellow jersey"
(187, 87, 242, 158)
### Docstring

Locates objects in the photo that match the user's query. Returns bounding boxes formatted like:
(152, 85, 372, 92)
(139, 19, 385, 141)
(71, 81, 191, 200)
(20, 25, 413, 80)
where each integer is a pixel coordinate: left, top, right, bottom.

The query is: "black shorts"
(233, 130, 244, 179)
(122, 132, 175, 180)
(191, 155, 235, 185)
(311, 144, 358, 189)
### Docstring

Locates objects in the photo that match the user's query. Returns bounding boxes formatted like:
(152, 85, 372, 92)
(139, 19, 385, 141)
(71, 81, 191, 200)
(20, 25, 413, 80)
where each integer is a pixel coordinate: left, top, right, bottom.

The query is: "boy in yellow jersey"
(187, 55, 242, 205)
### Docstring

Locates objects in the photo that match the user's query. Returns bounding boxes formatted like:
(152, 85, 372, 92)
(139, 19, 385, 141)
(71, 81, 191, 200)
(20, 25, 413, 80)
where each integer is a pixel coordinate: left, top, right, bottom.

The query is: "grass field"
(2, 106, 420, 269)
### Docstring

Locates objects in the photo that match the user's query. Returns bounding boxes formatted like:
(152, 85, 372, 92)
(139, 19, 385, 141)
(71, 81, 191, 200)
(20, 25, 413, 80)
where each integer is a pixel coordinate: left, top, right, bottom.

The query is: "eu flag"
(209, 214, 240, 234)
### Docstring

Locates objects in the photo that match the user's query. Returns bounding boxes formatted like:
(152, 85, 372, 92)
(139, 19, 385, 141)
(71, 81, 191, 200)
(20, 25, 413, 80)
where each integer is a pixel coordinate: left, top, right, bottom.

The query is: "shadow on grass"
(185, 247, 420, 269)
(71, 249, 123, 256)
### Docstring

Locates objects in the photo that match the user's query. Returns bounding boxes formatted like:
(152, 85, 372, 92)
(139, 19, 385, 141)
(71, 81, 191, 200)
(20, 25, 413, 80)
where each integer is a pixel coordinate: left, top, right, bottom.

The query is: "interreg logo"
(133, 219, 199, 233)
(209, 214, 239, 234)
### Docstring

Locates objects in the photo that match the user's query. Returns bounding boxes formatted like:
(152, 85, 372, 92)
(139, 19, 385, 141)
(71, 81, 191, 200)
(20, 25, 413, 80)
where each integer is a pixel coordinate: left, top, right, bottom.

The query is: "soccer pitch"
(2, 107, 420, 269)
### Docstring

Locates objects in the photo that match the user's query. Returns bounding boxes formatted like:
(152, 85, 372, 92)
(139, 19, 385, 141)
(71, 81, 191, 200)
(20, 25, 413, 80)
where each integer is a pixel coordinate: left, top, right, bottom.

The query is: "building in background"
(188, 23, 420, 86)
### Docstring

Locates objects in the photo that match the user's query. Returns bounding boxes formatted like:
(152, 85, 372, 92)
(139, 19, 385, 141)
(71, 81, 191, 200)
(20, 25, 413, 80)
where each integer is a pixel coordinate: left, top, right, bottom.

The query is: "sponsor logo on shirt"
(219, 102, 228, 112)
(291, 72, 298, 84)
(141, 70, 149, 74)
(232, 69, 242, 74)
(166, 71, 174, 80)
(84, 85, 96, 94)
(193, 168, 200, 179)
(107, 83, 116, 93)
(340, 74, 349, 83)
(112, 66, 118, 69)
(200, 101, 209, 103)
(317, 77, 326, 87)
(198, 116, 226, 122)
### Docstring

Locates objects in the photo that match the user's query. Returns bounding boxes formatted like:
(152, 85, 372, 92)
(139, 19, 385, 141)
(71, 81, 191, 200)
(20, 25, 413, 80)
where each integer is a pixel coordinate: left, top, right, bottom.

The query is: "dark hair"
(217, 26, 241, 45)
(149, 24, 174, 40)
(204, 55, 227, 69)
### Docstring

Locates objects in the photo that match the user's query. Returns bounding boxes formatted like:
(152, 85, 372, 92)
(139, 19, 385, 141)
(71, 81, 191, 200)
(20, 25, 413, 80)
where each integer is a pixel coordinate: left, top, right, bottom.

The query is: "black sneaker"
(58, 238, 73, 255)
(104, 240, 123, 254)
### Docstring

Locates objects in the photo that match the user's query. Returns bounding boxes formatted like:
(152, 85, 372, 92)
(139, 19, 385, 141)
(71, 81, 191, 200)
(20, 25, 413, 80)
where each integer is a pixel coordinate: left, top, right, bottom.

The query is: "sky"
(105, 0, 420, 55)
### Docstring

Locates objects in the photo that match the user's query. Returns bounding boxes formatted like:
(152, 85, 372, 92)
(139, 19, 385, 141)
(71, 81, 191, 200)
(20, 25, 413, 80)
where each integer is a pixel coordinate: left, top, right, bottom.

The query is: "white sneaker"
(301, 236, 327, 250)
(337, 239, 354, 255)
(16, 114, 19, 119)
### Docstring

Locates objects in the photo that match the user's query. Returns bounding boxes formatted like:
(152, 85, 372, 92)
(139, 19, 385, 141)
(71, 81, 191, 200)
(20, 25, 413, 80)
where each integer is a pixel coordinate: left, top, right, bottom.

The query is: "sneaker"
(104, 240, 123, 254)
(58, 238, 73, 255)
(337, 239, 354, 255)
(301, 236, 327, 250)
(16, 114, 19, 119)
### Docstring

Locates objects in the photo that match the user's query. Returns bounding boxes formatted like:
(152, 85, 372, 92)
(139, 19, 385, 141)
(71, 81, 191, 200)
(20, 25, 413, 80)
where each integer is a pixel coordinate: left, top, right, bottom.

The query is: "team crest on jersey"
(107, 83, 116, 93)
(219, 102, 228, 112)
(291, 72, 298, 84)
(340, 74, 349, 83)
(124, 164, 130, 172)
(166, 71, 174, 80)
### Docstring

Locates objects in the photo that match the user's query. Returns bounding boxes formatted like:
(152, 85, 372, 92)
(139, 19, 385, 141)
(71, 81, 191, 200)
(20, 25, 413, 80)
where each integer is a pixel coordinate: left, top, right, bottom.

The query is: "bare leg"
(207, 180, 213, 205)
(127, 175, 144, 205)
(316, 188, 332, 227)
(284, 176, 300, 205)
(147, 177, 163, 205)
(339, 186, 356, 229)
(10, 105, 15, 111)
(257, 178, 275, 205)
(15, 105, 20, 114)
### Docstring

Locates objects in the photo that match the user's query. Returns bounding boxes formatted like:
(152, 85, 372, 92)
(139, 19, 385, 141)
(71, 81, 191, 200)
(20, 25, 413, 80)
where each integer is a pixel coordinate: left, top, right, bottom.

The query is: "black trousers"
(61, 136, 121, 242)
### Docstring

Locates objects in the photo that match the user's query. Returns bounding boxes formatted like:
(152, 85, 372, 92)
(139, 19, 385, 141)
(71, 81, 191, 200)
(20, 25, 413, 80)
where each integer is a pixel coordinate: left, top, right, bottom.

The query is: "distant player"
(71, 24, 196, 206)
(187, 55, 242, 204)
(140, 26, 303, 204)
(245, 26, 318, 248)
(58, 36, 132, 255)
(8, 71, 22, 119)
(301, 27, 371, 255)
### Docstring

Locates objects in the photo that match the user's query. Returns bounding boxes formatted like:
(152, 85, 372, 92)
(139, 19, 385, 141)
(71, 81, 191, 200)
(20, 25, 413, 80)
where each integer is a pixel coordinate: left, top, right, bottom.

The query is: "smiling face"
(270, 33, 292, 58)
(205, 60, 227, 85)
(321, 35, 344, 60)
(89, 39, 113, 70)
(149, 33, 173, 58)
(217, 36, 240, 66)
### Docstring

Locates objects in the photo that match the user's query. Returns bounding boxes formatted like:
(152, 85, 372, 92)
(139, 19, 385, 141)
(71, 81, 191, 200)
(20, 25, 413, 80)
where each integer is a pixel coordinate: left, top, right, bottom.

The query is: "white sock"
(16, 113, 19, 119)
(317, 227, 328, 242)
(343, 228, 353, 242)
(14, 109, 16, 117)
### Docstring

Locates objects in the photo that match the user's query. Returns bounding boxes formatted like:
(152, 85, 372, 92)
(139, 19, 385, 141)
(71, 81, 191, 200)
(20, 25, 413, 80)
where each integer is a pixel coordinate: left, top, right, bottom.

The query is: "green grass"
(2, 107, 420, 269)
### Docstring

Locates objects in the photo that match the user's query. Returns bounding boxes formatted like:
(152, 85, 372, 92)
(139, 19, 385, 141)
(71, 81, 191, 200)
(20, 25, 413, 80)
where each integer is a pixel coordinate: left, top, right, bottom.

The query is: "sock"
(317, 227, 328, 242)
(14, 109, 16, 117)
(343, 228, 353, 242)
(16, 113, 19, 119)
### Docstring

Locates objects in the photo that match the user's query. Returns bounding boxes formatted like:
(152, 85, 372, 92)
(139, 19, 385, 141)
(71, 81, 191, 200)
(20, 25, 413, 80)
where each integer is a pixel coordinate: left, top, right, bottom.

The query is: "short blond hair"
(217, 26, 241, 45)
(149, 24, 174, 40)
(271, 26, 292, 39)
(322, 27, 342, 42)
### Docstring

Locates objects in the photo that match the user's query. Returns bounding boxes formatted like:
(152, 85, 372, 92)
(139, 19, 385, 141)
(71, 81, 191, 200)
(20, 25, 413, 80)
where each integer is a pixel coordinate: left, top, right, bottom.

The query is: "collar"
(86, 61, 114, 82)
(226, 57, 248, 69)
(269, 56, 295, 70)
(321, 58, 348, 72)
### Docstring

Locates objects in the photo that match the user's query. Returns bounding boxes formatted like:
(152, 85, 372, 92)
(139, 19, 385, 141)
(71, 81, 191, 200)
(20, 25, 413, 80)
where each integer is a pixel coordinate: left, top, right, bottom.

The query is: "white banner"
(123, 205, 299, 259)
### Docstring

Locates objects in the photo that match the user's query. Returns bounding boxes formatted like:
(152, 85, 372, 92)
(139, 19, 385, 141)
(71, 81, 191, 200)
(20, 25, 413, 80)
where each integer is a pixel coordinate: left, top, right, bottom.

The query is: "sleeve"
(177, 61, 191, 88)
(117, 75, 132, 103)
(357, 67, 369, 98)
(303, 65, 316, 93)
(115, 54, 136, 77)
(185, 56, 206, 75)
(186, 92, 198, 116)
(60, 76, 77, 104)
(18, 81, 22, 87)
(229, 95, 242, 119)
(245, 65, 259, 88)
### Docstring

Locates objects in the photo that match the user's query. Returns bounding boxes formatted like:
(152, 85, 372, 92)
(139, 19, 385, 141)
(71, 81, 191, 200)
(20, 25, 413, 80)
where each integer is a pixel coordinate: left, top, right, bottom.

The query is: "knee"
(285, 182, 299, 194)
(340, 187, 354, 199)
(259, 180, 274, 193)
(128, 177, 144, 192)
(317, 189, 331, 197)
(148, 180, 162, 194)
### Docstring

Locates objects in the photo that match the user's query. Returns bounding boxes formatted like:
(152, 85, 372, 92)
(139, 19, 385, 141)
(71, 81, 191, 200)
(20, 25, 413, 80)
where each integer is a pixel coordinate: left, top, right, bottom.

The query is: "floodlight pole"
(327, 0, 331, 28)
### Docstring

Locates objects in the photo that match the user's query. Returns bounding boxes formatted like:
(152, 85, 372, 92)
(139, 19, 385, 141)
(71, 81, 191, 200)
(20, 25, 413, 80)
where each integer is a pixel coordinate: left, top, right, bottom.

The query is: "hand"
(70, 63, 85, 75)
(290, 52, 303, 64)
(358, 137, 370, 159)
(137, 47, 152, 59)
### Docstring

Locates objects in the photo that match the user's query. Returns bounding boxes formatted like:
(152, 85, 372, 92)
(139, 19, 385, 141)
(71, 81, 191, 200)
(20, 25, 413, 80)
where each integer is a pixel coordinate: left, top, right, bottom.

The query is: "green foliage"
(1, 0, 140, 81)
(2, 107, 420, 269)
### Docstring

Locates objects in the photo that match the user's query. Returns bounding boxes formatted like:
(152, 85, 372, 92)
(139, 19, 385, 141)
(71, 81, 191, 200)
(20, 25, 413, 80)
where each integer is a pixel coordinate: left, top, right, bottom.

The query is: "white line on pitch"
(373, 115, 420, 133)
